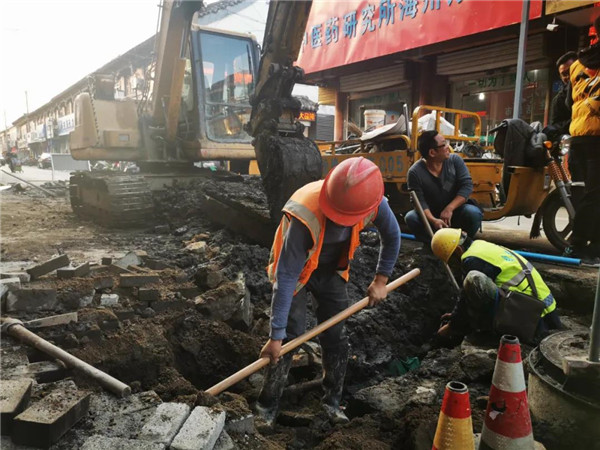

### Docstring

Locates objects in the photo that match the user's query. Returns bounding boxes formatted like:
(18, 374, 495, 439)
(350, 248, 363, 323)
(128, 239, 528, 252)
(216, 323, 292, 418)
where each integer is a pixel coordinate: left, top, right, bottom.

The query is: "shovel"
(206, 268, 421, 396)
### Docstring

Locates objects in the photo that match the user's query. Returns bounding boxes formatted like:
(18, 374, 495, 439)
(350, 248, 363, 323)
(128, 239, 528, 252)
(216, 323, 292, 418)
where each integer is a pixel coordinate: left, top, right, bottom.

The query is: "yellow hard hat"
(431, 228, 462, 262)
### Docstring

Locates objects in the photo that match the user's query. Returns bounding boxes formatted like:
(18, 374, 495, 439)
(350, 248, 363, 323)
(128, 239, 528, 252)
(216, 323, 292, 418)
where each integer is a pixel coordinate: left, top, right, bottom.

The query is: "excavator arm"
(246, 0, 322, 221)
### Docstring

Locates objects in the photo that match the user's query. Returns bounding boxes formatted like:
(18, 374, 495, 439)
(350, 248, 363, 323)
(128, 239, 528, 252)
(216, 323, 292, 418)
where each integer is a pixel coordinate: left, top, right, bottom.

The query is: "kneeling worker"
(256, 157, 401, 426)
(431, 228, 561, 342)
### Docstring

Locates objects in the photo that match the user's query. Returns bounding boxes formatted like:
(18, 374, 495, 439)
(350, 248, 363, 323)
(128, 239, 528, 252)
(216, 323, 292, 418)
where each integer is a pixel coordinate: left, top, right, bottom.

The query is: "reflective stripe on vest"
(461, 240, 556, 316)
(266, 180, 376, 294)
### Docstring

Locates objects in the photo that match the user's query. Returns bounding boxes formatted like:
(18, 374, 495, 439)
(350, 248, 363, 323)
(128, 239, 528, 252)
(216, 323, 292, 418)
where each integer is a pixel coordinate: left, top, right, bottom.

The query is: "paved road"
(0, 164, 72, 187)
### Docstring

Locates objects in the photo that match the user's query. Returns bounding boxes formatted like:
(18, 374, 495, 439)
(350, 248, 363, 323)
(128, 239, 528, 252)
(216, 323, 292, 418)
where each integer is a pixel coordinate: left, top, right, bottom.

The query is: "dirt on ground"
(0, 178, 596, 449)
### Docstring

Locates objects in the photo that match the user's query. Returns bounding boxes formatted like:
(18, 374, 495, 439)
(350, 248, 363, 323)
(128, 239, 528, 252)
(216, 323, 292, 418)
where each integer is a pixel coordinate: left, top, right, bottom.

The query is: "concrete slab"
(84, 391, 162, 439)
(214, 430, 236, 450)
(12, 390, 91, 448)
(4, 361, 67, 383)
(1, 273, 31, 283)
(0, 379, 33, 435)
(26, 254, 70, 280)
(119, 274, 160, 288)
(81, 435, 166, 450)
(139, 403, 191, 445)
(170, 407, 226, 450)
(6, 289, 57, 312)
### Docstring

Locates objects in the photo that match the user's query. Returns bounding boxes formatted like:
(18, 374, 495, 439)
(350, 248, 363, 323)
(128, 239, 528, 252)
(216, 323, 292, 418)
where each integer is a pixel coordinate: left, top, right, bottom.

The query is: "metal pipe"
(589, 267, 600, 362)
(1, 170, 57, 197)
(513, 0, 530, 119)
(409, 191, 460, 291)
(1, 318, 131, 397)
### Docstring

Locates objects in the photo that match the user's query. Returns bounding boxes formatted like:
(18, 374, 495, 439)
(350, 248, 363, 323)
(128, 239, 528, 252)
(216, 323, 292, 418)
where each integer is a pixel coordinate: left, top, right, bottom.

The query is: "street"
(0, 163, 72, 187)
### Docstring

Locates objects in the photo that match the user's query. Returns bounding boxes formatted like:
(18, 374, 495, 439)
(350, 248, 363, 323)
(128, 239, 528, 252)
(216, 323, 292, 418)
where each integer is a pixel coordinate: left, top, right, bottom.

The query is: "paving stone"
(4, 361, 67, 384)
(81, 435, 166, 450)
(109, 264, 132, 275)
(139, 288, 160, 302)
(0, 346, 29, 371)
(31, 379, 78, 398)
(94, 276, 114, 290)
(25, 254, 70, 280)
(1, 272, 31, 283)
(6, 289, 57, 312)
(140, 403, 191, 445)
(0, 379, 33, 435)
(85, 391, 162, 439)
(214, 430, 236, 450)
(12, 390, 90, 448)
(100, 293, 119, 306)
(171, 406, 226, 450)
(119, 274, 160, 288)
(56, 263, 90, 279)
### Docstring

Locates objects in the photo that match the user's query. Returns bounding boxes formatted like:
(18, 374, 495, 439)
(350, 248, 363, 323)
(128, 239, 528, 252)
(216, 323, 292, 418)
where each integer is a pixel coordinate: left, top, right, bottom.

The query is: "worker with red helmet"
(256, 157, 401, 427)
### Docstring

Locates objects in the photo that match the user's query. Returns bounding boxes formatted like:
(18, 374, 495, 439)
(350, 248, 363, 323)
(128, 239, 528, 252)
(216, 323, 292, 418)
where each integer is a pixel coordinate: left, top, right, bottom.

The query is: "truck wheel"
(542, 191, 573, 252)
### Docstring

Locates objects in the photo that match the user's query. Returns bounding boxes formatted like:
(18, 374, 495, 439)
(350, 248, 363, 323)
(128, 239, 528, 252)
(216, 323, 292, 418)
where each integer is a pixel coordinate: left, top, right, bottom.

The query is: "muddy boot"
(321, 344, 350, 425)
(255, 353, 293, 427)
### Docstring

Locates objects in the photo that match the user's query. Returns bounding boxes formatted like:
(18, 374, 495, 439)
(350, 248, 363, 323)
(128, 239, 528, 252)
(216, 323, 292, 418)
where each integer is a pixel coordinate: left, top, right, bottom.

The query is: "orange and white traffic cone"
(479, 335, 534, 449)
(432, 381, 475, 450)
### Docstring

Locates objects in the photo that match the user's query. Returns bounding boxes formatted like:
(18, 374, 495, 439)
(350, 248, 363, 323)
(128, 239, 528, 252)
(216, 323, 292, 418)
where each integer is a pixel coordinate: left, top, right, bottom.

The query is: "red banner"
(297, 0, 543, 74)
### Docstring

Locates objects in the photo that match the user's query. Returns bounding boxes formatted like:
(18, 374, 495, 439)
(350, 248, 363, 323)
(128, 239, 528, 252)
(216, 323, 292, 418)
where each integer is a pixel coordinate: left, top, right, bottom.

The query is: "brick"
(1, 272, 31, 283)
(214, 431, 235, 450)
(139, 288, 160, 302)
(119, 274, 159, 288)
(101, 257, 112, 265)
(171, 406, 225, 450)
(6, 289, 57, 312)
(100, 293, 119, 306)
(0, 379, 33, 435)
(56, 262, 90, 279)
(82, 435, 166, 450)
(140, 403, 191, 445)
(94, 276, 114, 290)
(26, 254, 70, 280)
(5, 361, 67, 384)
(12, 390, 90, 448)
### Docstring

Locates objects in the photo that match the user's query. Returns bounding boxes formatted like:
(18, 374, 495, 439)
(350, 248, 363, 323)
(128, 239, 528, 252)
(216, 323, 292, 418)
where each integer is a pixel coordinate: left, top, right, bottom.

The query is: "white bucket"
(364, 109, 386, 130)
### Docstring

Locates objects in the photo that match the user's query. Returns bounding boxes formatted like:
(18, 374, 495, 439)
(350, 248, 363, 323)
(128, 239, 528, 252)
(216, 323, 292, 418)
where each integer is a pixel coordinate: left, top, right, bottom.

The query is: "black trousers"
(570, 141, 600, 249)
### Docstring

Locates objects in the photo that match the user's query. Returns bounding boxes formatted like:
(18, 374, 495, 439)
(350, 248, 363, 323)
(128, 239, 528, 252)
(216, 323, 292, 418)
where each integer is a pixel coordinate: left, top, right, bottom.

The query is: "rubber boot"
(321, 344, 350, 425)
(255, 353, 294, 427)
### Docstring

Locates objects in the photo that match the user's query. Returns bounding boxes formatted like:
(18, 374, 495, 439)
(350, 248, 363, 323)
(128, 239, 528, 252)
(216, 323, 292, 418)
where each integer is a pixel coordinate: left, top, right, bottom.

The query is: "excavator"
(69, 0, 321, 226)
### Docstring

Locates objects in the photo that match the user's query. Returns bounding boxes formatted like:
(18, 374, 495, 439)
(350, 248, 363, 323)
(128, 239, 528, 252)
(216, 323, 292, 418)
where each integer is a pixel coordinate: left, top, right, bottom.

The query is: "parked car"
(38, 153, 52, 169)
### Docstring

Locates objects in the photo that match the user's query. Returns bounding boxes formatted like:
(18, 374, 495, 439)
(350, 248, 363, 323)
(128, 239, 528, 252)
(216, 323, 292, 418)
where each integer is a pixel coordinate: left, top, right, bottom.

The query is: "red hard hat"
(319, 157, 384, 226)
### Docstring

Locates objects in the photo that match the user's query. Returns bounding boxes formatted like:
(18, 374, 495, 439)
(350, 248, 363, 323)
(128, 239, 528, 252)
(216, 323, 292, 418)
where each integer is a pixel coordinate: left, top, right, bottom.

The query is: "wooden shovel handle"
(206, 268, 420, 396)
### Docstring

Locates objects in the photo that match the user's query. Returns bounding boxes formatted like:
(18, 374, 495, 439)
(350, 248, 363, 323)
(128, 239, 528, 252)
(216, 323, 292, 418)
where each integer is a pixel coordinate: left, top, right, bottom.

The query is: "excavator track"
(70, 172, 154, 228)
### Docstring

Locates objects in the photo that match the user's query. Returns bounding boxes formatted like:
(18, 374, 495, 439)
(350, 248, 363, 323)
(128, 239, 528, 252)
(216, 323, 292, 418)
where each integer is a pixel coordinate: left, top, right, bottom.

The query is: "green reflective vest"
(461, 240, 556, 316)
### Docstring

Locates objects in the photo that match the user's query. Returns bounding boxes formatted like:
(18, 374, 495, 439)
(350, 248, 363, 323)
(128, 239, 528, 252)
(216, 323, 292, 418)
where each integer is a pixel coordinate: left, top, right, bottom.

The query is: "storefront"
(298, 0, 596, 141)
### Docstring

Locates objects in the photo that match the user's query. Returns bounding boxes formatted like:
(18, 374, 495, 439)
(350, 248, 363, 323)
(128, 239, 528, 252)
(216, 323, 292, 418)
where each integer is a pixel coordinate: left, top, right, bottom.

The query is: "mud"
(1, 180, 595, 450)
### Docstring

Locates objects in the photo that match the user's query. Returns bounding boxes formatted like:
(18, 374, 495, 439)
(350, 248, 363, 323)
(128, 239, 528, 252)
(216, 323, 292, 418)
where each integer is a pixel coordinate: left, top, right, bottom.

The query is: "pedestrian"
(405, 130, 482, 245)
(255, 157, 401, 426)
(431, 228, 561, 344)
(564, 17, 600, 259)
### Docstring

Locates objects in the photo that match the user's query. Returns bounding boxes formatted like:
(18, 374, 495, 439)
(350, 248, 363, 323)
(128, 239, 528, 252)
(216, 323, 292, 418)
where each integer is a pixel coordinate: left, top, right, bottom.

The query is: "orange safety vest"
(267, 180, 377, 294)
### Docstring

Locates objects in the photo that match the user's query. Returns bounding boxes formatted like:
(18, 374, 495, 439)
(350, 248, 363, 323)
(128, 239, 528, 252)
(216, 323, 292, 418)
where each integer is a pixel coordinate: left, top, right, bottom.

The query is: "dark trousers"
(570, 142, 600, 250)
(405, 203, 483, 244)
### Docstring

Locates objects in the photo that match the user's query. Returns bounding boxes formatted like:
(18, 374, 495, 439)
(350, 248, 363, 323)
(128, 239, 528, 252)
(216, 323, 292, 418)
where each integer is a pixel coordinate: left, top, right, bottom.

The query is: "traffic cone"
(432, 381, 475, 450)
(479, 335, 534, 449)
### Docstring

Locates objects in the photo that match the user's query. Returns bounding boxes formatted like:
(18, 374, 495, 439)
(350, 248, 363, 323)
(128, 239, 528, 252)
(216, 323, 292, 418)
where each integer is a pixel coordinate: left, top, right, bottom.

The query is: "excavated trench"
(9, 176, 585, 449)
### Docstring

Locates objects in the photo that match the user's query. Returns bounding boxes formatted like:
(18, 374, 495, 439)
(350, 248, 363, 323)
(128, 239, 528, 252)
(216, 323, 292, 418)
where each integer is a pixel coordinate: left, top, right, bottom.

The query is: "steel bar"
(409, 191, 460, 291)
(1, 318, 131, 397)
(206, 268, 421, 396)
(590, 267, 600, 362)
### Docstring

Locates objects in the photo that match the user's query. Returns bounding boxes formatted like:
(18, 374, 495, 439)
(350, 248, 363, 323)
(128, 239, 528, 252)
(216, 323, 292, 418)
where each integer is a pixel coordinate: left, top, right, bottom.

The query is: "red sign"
(297, 0, 542, 74)
(299, 111, 317, 121)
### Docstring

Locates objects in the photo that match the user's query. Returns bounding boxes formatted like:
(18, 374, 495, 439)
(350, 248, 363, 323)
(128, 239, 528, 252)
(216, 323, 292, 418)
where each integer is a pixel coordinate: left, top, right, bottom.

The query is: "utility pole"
(513, 0, 530, 119)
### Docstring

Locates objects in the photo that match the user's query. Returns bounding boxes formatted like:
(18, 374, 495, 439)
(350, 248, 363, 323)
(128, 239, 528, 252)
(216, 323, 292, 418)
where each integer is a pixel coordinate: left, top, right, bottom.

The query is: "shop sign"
(461, 70, 539, 93)
(545, 0, 596, 14)
(58, 113, 75, 136)
(298, 0, 542, 74)
(299, 111, 317, 121)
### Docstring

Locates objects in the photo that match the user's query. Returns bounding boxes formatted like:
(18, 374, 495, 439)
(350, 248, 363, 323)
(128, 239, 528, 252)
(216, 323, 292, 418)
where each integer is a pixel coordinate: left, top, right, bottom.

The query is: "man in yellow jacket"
(256, 157, 401, 426)
(431, 228, 561, 342)
(565, 18, 600, 259)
